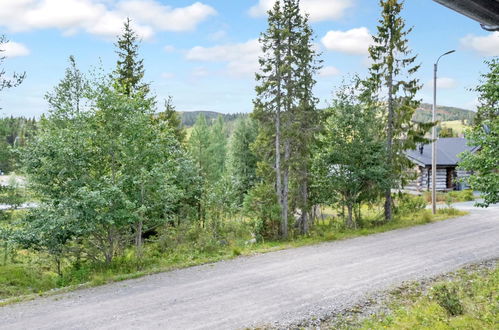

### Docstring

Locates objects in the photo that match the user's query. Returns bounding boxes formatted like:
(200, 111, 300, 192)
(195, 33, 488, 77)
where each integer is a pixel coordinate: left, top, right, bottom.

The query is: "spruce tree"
(253, 0, 320, 238)
(364, 0, 428, 221)
(156, 96, 186, 144)
(112, 18, 149, 98)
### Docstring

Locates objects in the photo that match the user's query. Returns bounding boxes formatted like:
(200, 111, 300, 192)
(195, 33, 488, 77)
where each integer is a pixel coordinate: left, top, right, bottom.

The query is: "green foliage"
(0, 117, 37, 173)
(364, 0, 432, 221)
(227, 117, 259, 205)
(394, 193, 426, 215)
(112, 18, 149, 98)
(18, 57, 193, 265)
(314, 81, 387, 228)
(439, 126, 456, 138)
(253, 0, 321, 238)
(155, 97, 186, 144)
(459, 58, 499, 207)
(361, 265, 498, 329)
(180, 111, 244, 127)
(432, 283, 464, 316)
(243, 183, 281, 241)
(413, 103, 475, 123)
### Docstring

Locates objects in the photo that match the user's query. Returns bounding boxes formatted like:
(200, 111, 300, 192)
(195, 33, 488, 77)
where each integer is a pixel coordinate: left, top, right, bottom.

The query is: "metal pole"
(432, 50, 455, 215)
(432, 63, 437, 215)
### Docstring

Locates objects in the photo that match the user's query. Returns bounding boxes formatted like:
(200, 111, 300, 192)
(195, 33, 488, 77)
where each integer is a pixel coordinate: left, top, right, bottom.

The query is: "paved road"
(1, 204, 498, 330)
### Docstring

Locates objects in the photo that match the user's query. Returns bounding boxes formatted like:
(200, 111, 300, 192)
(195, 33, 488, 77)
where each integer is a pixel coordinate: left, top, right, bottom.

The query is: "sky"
(0, 0, 498, 118)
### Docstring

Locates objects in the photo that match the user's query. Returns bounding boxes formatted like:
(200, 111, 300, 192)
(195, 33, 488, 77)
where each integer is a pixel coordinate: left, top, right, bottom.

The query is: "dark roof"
(406, 138, 479, 167)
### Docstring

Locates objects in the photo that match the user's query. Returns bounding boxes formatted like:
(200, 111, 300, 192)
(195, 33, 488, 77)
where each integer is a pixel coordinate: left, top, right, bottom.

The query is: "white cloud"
(0, 0, 216, 39)
(186, 39, 261, 77)
(249, 0, 353, 22)
(117, 1, 216, 32)
(460, 32, 499, 56)
(321, 27, 372, 55)
(1, 41, 30, 58)
(319, 66, 340, 77)
(426, 77, 458, 90)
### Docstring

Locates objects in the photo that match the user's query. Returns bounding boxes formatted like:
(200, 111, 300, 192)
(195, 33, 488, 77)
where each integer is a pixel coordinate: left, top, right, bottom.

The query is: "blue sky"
(1, 0, 498, 117)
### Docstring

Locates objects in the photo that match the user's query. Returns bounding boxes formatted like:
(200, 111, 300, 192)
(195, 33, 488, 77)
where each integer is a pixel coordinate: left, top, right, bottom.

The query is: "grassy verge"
(360, 262, 498, 329)
(316, 261, 498, 329)
(422, 189, 475, 204)
(0, 208, 467, 305)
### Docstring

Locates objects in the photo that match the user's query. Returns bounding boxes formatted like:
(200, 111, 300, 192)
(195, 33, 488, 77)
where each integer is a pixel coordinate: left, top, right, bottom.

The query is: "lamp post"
(432, 50, 456, 214)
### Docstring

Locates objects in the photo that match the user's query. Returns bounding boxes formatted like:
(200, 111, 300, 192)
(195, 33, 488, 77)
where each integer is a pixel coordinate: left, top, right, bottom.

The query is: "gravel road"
(1, 204, 498, 330)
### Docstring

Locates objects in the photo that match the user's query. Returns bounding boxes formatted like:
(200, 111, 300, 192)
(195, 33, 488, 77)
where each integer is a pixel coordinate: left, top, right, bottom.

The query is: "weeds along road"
(1, 204, 498, 330)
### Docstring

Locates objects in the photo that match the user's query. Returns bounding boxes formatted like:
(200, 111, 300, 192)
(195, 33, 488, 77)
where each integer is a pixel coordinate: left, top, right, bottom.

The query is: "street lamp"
(432, 50, 456, 214)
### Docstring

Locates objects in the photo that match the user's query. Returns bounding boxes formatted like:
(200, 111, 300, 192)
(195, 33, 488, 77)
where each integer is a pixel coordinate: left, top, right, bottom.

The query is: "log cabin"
(404, 138, 479, 192)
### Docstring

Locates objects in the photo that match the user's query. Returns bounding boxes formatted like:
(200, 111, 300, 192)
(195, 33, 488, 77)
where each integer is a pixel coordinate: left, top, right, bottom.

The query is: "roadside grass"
(0, 207, 467, 304)
(359, 263, 499, 329)
(422, 189, 475, 204)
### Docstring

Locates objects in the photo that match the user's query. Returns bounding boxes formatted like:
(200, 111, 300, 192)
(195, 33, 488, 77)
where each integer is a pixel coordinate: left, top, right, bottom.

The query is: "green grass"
(440, 120, 468, 136)
(423, 190, 475, 204)
(360, 264, 499, 329)
(0, 207, 467, 304)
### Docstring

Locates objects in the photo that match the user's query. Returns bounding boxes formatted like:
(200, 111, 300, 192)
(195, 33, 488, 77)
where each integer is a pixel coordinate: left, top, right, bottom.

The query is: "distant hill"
(180, 111, 246, 127)
(180, 103, 476, 128)
(414, 103, 475, 123)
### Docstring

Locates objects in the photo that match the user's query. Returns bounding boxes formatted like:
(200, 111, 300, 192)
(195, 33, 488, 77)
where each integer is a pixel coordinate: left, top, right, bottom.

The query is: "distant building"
(404, 138, 479, 192)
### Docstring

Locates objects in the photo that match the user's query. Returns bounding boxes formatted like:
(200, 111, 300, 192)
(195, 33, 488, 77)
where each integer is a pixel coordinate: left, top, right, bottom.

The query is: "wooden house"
(404, 138, 478, 192)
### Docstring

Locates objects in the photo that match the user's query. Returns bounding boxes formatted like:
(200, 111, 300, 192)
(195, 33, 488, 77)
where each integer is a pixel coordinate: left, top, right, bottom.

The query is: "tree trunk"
(281, 139, 290, 239)
(135, 182, 145, 259)
(385, 61, 395, 222)
(346, 203, 354, 229)
(299, 176, 309, 234)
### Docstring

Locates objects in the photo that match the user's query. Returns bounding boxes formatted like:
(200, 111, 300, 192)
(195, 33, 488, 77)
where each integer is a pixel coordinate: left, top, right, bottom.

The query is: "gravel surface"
(0, 204, 498, 330)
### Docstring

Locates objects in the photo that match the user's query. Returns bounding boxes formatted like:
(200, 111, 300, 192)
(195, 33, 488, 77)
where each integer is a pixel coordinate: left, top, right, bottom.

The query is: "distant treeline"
(180, 103, 476, 129)
(414, 103, 475, 123)
(180, 111, 246, 127)
(0, 116, 37, 172)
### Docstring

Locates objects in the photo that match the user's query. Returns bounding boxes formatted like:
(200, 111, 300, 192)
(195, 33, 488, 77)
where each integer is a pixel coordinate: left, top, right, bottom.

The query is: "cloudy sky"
(0, 0, 498, 117)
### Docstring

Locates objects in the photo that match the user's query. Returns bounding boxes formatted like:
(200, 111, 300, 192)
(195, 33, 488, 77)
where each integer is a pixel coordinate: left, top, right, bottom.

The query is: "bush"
(243, 183, 281, 241)
(395, 194, 426, 215)
(432, 284, 464, 316)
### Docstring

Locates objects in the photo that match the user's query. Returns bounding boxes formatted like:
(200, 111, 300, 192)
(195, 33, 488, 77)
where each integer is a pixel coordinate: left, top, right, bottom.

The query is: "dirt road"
(1, 204, 498, 329)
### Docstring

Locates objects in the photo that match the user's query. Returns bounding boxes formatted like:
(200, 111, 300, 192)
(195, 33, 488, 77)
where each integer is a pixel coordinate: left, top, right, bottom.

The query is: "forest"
(0, 0, 497, 302)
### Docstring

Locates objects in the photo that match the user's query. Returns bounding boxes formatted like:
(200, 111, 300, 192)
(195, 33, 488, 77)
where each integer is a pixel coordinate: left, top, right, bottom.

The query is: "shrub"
(243, 183, 281, 241)
(432, 284, 464, 316)
(395, 194, 427, 215)
(419, 210, 433, 223)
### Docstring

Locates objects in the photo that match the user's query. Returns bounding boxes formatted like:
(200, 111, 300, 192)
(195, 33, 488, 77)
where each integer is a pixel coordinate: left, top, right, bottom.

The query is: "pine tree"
(364, 0, 429, 221)
(112, 18, 149, 98)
